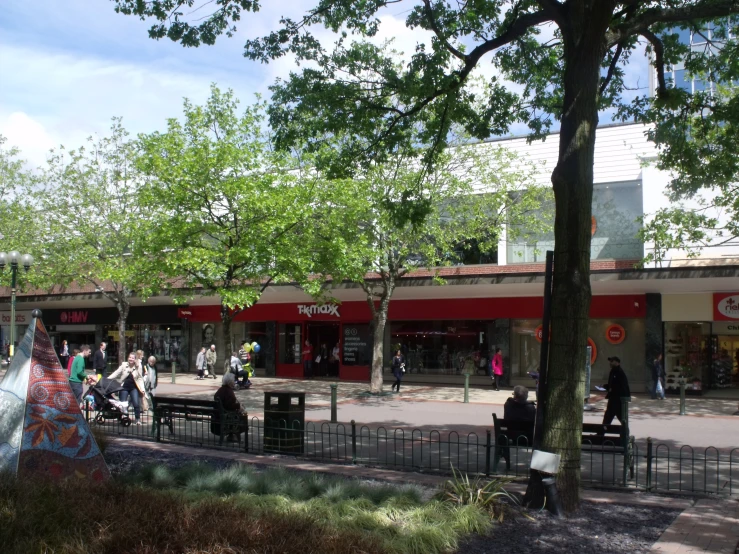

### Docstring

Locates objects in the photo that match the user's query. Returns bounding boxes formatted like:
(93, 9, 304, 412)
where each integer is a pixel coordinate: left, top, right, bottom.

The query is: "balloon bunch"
(243, 342, 260, 377)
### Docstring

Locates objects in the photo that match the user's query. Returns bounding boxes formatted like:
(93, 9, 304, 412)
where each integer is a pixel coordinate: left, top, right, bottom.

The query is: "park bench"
(152, 396, 247, 446)
(492, 413, 635, 477)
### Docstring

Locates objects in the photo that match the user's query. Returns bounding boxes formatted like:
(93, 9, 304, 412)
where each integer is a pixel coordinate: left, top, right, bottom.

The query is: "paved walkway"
(155, 374, 739, 450)
(650, 499, 739, 554)
(109, 437, 735, 553)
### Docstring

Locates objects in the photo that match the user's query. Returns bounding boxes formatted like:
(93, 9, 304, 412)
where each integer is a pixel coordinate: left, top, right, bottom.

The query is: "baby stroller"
(85, 378, 132, 427)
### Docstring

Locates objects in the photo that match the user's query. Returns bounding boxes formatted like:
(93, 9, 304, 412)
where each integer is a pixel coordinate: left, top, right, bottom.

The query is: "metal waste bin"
(263, 391, 305, 454)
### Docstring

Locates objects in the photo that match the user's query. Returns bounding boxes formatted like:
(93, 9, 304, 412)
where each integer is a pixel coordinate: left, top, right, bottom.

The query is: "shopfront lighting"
(0, 250, 34, 361)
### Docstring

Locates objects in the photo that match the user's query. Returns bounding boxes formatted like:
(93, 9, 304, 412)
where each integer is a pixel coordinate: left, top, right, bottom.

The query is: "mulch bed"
(459, 501, 681, 554)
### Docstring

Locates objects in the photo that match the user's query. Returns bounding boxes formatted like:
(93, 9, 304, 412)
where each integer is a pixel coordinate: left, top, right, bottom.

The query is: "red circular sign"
(587, 337, 597, 364)
(605, 324, 626, 345)
(60, 312, 68, 323)
(534, 325, 543, 343)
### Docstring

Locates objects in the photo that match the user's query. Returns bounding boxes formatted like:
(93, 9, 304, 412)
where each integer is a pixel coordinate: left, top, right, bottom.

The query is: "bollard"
(171, 361, 176, 384)
(463, 373, 470, 403)
(645, 437, 653, 492)
(679, 382, 686, 415)
(330, 383, 338, 423)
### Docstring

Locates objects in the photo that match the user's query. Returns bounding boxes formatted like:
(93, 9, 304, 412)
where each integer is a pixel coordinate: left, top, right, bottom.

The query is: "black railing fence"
(86, 403, 739, 497)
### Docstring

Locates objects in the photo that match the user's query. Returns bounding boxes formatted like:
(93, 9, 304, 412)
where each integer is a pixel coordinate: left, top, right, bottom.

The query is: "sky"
(1, 1, 649, 167)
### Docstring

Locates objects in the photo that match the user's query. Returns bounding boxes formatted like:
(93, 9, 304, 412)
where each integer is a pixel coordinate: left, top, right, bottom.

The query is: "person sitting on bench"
(503, 386, 536, 422)
(212, 373, 243, 441)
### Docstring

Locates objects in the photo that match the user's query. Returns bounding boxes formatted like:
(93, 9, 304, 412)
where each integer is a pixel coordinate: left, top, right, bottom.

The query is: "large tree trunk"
(220, 303, 233, 377)
(542, 2, 614, 512)
(368, 283, 394, 394)
(116, 298, 130, 366)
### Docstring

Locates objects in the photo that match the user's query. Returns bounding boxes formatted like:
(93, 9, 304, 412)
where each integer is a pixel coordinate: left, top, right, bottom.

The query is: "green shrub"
(435, 466, 519, 522)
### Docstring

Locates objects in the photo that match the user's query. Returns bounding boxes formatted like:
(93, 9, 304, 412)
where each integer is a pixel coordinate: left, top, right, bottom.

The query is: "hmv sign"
(0, 311, 32, 324)
(59, 310, 90, 324)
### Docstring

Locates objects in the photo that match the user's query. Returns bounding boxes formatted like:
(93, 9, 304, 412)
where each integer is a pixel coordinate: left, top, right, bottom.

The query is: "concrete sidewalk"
(156, 375, 739, 450)
(650, 498, 739, 554)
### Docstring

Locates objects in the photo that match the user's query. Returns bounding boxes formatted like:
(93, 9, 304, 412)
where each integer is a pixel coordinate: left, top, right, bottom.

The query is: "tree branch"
(599, 42, 624, 96)
(422, 0, 465, 60)
(641, 29, 667, 96)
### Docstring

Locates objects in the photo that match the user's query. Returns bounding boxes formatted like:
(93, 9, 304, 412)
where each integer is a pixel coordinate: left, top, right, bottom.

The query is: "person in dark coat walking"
(391, 350, 405, 392)
(92, 342, 107, 380)
(601, 356, 631, 426)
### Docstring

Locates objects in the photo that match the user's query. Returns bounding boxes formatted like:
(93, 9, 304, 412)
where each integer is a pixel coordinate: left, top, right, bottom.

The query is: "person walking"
(391, 349, 405, 392)
(652, 353, 666, 400)
(58, 340, 70, 370)
(144, 355, 158, 398)
(601, 356, 631, 426)
(196, 346, 207, 379)
(302, 339, 314, 379)
(206, 344, 218, 380)
(491, 348, 503, 391)
(109, 352, 149, 425)
(67, 348, 80, 376)
(69, 344, 93, 404)
(92, 342, 107, 381)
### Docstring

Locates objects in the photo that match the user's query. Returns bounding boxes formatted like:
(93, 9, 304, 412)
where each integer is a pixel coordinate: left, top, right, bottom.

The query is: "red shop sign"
(605, 324, 626, 345)
(587, 337, 598, 364)
(714, 292, 739, 321)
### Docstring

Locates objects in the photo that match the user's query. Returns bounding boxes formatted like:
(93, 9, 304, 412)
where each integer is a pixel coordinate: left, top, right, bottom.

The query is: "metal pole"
(171, 361, 176, 384)
(621, 397, 630, 485)
(679, 382, 686, 415)
(9, 265, 17, 360)
(463, 373, 470, 403)
(330, 383, 338, 423)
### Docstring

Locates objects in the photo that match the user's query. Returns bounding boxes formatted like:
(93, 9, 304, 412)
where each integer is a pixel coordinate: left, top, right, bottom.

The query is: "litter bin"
(263, 391, 305, 454)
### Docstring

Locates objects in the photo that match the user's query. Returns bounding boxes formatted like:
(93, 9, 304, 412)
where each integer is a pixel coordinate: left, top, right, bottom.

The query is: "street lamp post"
(0, 251, 34, 360)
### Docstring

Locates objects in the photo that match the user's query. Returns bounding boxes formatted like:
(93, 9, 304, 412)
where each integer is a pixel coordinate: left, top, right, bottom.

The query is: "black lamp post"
(0, 250, 34, 360)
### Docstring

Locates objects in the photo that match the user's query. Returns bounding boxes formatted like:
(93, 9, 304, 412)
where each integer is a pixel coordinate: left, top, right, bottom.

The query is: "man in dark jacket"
(601, 356, 631, 426)
(92, 342, 107, 379)
(504, 386, 536, 422)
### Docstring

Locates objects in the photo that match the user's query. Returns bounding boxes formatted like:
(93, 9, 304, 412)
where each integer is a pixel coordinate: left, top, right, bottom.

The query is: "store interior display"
(711, 336, 739, 389)
(664, 322, 709, 395)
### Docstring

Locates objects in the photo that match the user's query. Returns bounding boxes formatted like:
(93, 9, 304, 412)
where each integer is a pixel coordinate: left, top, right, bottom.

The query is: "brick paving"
(650, 499, 739, 554)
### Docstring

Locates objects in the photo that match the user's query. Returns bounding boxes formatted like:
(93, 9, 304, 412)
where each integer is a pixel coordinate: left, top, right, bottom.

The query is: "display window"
(279, 323, 302, 365)
(389, 320, 488, 375)
(664, 322, 711, 394)
(104, 324, 183, 368)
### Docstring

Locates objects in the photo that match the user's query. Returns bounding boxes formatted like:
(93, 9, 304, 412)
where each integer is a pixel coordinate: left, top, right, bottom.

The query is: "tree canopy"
(137, 86, 318, 359)
(309, 143, 551, 391)
(112, 0, 739, 511)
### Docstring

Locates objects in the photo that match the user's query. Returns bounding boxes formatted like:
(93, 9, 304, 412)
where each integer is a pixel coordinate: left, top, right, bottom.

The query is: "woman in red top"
(492, 348, 504, 391)
(302, 339, 314, 379)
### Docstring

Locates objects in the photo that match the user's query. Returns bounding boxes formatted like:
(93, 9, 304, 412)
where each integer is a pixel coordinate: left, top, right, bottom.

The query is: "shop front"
(661, 292, 739, 393)
(1, 310, 34, 358)
(180, 294, 646, 385)
(40, 306, 185, 371)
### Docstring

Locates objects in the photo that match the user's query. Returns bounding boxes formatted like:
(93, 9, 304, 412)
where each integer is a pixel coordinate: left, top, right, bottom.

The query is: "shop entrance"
(307, 323, 340, 377)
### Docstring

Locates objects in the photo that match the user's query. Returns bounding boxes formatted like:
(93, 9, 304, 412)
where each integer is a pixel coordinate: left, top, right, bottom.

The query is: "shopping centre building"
(3, 123, 739, 394)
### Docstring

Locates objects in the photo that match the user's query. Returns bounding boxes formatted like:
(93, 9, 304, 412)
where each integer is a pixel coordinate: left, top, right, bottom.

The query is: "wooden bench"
(152, 396, 246, 446)
(492, 414, 635, 477)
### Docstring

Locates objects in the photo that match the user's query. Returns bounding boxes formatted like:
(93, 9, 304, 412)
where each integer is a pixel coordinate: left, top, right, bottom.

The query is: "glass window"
(674, 69, 692, 92)
(511, 319, 542, 378)
(591, 181, 643, 260)
(278, 323, 302, 364)
(664, 322, 711, 392)
(343, 324, 372, 366)
(390, 320, 488, 374)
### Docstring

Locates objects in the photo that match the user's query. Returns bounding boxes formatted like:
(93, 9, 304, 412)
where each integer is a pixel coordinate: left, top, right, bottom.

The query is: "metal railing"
(86, 404, 739, 497)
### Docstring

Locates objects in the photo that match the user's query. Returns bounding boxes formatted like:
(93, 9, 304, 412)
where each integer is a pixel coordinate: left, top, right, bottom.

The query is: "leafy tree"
(308, 144, 550, 393)
(136, 86, 317, 368)
(0, 137, 38, 268)
(112, 0, 739, 510)
(35, 122, 161, 365)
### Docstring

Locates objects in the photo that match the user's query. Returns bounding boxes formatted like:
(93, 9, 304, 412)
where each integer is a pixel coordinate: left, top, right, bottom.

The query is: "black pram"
(85, 378, 132, 427)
